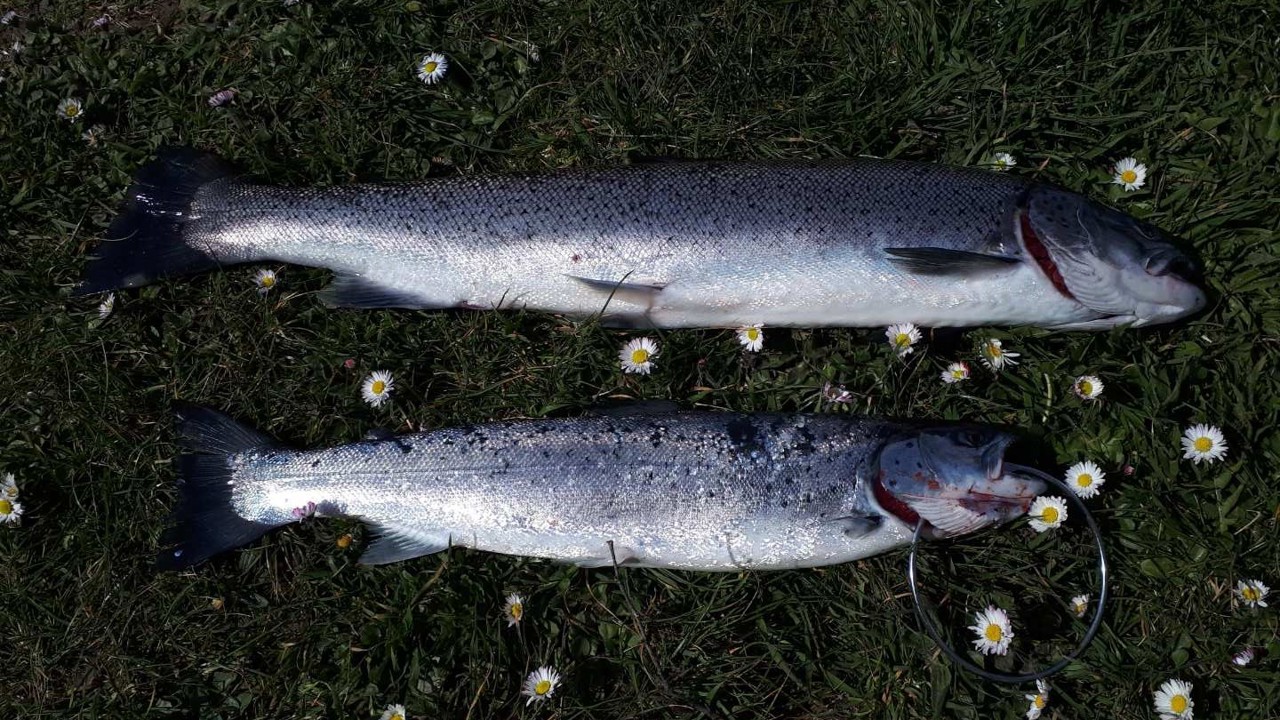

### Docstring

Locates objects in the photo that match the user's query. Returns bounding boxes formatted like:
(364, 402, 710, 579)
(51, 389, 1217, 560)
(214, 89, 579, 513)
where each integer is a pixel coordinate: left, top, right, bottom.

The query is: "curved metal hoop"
(906, 464, 1109, 684)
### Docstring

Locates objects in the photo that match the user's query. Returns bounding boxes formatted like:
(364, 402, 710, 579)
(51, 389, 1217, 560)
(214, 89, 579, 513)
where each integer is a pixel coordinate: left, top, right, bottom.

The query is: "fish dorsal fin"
(319, 272, 439, 309)
(884, 247, 1021, 276)
(359, 525, 450, 565)
(907, 497, 989, 537)
(585, 400, 681, 417)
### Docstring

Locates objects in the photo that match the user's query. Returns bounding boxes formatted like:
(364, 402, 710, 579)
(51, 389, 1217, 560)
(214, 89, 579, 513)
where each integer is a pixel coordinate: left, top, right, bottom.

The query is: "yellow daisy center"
(261, 275, 275, 287)
(894, 333, 910, 347)
(1079, 381, 1093, 395)
(1040, 506, 1059, 524)
(336, 534, 352, 549)
(987, 344, 1002, 358)
(630, 349, 650, 364)
(510, 603, 523, 619)
(0, 499, 10, 514)
(1120, 169, 1138, 184)
(391, 714, 404, 720)
(535, 679, 552, 696)
(747, 328, 759, 341)
(1242, 586, 1260, 602)
(371, 380, 387, 394)
(67, 105, 80, 116)
(1073, 601, 1086, 613)
(1035, 695, 1046, 709)
(1076, 473, 1093, 487)
(1170, 695, 1187, 714)
(423, 61, 438, 74)
(1193, 437, 1212, 453)
(984, 624, 1003, 642)
(951, 369, 964, 378)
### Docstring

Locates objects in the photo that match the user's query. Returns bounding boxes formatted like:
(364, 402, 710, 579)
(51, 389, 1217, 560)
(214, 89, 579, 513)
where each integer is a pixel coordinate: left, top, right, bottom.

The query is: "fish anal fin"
(320, 273, 439, 309)
(885, 247, 1021, 276)
(566, 275, 666, 307)
(359, 525, 449, 565)
(564, 543, 639, 568)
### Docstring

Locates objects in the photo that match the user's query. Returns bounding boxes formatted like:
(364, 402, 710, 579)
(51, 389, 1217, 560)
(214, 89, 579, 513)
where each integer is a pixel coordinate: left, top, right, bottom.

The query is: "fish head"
(873, 426, 1045, 539)
(1022, 187, 1206, 328)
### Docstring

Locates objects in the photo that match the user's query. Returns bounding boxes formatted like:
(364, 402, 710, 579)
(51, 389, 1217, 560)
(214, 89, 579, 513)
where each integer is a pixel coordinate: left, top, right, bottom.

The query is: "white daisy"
(821, 382, 853, 404)
(1, 10, 16, 25)
(1181, 424, 1227, 464)
(522, 666, 560, 706)
(941, 361, 970, 384)
(1073, 374, 1103, 400)
(503, 593, 525, 627)
(1113, 157, 1148, 192)
(736, 325, 764, 352)
(57, 97, 85, 122)
(1064, 460, 1105, 499)
(97, 292, 116, 322)
(0, 497, 23, 525)
(415, 52, 448, 85)
(885, 323, 922, 357)
(969, 606, 1013, 655)
(361, 370, 395, 407)
(378, 703, 407, 720)
(1, 472, 18, 500)
(619, 337, 658, 375)
(1069, 593, 1089, 618)
(1024, 679, 1049, 720)
(1028, 496, 1068, 532)
(1153, 678, 1194, 719)
(1235, 579, 1269, 609)
(1231, 647, 1256, 667)
(253, 268, 278, 295)
(81, 125, 106, 146)
(990, 152, 1016, 171)
(208, 88, 237, 107)
(92, 14, 111, 28)
(980, 338, 1019, 371)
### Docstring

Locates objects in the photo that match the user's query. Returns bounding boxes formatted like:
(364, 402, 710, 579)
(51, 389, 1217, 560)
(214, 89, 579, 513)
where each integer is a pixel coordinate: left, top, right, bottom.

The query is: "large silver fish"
(160, 405, 1048, 571)
(78, 149, 1204, 330)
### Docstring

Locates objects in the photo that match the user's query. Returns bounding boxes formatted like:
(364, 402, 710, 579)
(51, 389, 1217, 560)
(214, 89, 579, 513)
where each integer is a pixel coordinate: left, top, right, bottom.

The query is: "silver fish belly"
(78, 150, 1206, 329)
(160, 406, 1044, 571)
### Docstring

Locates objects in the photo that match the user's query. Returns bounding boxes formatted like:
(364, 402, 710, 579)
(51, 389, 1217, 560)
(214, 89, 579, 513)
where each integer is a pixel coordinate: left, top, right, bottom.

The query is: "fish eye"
(957, 429, 988, 448)
(1145, 253, 1199, 280)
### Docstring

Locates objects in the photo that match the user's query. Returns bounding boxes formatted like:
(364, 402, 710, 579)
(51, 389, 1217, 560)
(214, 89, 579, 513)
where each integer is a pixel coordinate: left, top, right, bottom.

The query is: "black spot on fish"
(727, 417, 757, 447)
(311, 459, 321, 467)
(394, 439, 413, 454)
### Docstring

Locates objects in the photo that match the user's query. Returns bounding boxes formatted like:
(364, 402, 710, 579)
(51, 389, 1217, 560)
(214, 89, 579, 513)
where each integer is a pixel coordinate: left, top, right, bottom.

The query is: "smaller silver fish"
(159, 405, 1047, 572)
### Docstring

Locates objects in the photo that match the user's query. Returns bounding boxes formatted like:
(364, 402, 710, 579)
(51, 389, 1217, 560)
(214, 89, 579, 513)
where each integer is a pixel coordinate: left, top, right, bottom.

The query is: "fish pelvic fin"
(75, 148, 240, 296)
(156, 403, 287, 571)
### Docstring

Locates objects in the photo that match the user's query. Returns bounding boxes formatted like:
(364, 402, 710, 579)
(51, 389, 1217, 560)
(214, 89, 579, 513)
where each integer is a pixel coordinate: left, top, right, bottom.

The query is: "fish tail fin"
(157, 403, 288, 571)
(75, 148, 240, 296)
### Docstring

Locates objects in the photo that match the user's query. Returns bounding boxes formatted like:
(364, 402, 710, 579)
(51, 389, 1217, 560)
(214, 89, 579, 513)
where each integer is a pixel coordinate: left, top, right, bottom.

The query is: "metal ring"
(906, 464, 1109, 684)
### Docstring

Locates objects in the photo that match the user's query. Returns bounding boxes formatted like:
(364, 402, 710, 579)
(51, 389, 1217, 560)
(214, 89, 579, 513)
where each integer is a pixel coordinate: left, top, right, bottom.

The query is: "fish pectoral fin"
(566, 275, 666, 307)
(319, 272, 441, 310)
(359, 525, 450, 565)
(885, 247, 1022, 276)
(829, 514, 884, 538)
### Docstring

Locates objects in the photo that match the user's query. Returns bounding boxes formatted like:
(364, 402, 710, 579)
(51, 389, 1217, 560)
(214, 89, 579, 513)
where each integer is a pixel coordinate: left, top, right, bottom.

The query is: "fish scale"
(159, 406, 1046, 571)
(78, 149, 1205, 329)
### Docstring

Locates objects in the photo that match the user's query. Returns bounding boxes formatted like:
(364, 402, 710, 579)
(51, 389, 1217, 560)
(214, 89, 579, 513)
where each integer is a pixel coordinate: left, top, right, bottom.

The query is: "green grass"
(2, 0, 1279, 717)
